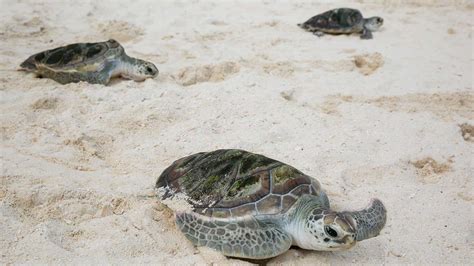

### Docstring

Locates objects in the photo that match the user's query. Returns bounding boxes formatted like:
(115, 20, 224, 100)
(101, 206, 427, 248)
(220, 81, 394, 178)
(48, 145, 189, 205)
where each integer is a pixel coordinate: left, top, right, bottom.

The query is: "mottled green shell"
(157, 149, 324, 218)
(20, 39, 124, 72)
(302, 8, 364, 33)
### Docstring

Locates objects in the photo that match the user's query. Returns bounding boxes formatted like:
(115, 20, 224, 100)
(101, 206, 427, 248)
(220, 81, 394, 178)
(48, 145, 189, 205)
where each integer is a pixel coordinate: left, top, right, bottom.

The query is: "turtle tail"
(344, 198, 387, 241)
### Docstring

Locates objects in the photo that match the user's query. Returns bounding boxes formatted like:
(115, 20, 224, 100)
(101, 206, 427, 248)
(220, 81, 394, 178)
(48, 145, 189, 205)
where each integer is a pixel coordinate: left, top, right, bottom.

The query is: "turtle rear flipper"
(176, 212, 292, 259)
(313, 31, 325, 37)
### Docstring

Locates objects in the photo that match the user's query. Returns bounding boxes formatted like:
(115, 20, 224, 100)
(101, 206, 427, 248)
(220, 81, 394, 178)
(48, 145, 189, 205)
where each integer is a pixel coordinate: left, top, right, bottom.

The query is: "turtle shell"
(303, 8, 363, 32)
(157, 149, 324, 218)
(20, 39, 124, 72)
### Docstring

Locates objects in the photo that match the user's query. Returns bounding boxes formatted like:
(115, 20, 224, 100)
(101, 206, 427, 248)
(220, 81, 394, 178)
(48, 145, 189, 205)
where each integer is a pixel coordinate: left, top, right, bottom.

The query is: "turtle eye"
(325, 226, 338, 238)
(145, 66, 154, 74)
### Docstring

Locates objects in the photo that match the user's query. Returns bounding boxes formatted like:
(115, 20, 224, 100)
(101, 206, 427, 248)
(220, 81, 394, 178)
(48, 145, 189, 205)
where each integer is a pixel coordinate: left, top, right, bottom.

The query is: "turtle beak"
(343, 198, 387, 241)
(332, 234, 356, 249)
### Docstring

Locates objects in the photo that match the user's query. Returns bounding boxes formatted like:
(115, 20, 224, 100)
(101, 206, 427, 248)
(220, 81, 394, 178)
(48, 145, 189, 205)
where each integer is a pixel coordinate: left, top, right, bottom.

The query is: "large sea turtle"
(19, 39, 158, 85)
(156, 149, 387, 259)
(298, 8, 383, 39)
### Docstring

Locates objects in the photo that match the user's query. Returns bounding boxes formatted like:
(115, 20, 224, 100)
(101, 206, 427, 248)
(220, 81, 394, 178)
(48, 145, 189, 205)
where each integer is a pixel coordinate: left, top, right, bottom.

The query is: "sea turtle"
(298, 8, 383, 39)
(156, 149, 387, 259)
(19, 39, 158, 85)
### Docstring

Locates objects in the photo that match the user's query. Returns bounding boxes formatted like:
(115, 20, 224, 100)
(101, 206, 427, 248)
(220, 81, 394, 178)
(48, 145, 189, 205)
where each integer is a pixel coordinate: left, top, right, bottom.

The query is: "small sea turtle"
(157, 149, 387, 259)
(298, 8, 383, 39)
(19, 39, 158, 85)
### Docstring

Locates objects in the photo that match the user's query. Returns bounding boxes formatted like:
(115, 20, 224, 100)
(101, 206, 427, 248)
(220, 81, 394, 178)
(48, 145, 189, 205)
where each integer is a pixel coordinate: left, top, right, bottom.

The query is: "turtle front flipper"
(176, 212, 292, 259)
(360, 29, 373, 39)
(36, 62, 113, 85)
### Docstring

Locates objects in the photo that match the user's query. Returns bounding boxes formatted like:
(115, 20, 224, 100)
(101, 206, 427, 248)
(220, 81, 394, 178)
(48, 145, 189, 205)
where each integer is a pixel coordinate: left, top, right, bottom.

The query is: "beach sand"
(1, 0, 473, 264)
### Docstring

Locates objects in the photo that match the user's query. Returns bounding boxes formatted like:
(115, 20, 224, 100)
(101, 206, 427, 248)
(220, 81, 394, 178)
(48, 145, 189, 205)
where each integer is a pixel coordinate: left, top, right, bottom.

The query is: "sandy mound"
(63, 132, 115, 161)
(30, 97, 60, 110)
(172, 62, 240, 86)
(409, 157, 452, 184)
(262, 61, 296, 78)
(459, 123, 474, 142)
(353, 52, 384, 75)
(1, 17, 48, 39)
(97, 20, 144, 43)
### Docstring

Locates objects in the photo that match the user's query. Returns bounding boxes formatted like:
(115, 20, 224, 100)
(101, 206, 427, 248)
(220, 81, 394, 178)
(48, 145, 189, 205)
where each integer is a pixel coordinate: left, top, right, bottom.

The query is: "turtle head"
(302, 209, 357, 251)
(364, 17, 384, 31)
(134, 60, 159, 80)
(121, 58, 159, 81)
(292, 197, 386, 251)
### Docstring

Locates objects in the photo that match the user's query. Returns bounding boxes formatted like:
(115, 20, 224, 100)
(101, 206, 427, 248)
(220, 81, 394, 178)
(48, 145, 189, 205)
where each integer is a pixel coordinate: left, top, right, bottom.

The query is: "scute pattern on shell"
(157, 149, 323, 218)
(303, 8, 363, 33)
(20, 39, 123, 71)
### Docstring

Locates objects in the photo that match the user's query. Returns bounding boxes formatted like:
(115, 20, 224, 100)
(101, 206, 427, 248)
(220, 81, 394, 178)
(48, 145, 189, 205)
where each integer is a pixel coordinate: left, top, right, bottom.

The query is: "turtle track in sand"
(294, 92, 473, 120)
(1, 177, 131, 224)
(96, 20, 144, 43)
(242, 53, 383, 79)
(0, 17, 49, 39)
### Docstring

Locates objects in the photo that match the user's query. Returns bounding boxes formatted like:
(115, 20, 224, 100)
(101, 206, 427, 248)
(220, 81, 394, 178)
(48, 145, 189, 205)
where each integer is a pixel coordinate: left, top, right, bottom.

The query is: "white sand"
(1, 0, 473, 264)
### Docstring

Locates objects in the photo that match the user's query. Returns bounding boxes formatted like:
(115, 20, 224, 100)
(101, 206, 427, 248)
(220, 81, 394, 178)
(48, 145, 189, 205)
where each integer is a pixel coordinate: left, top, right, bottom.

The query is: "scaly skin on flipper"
(19, 39, 158, 85)
(361, 29, 373, 40)
(176, 212, 292, 259)
(27, 61, 116, 84)
(157, 149, 387, 259)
